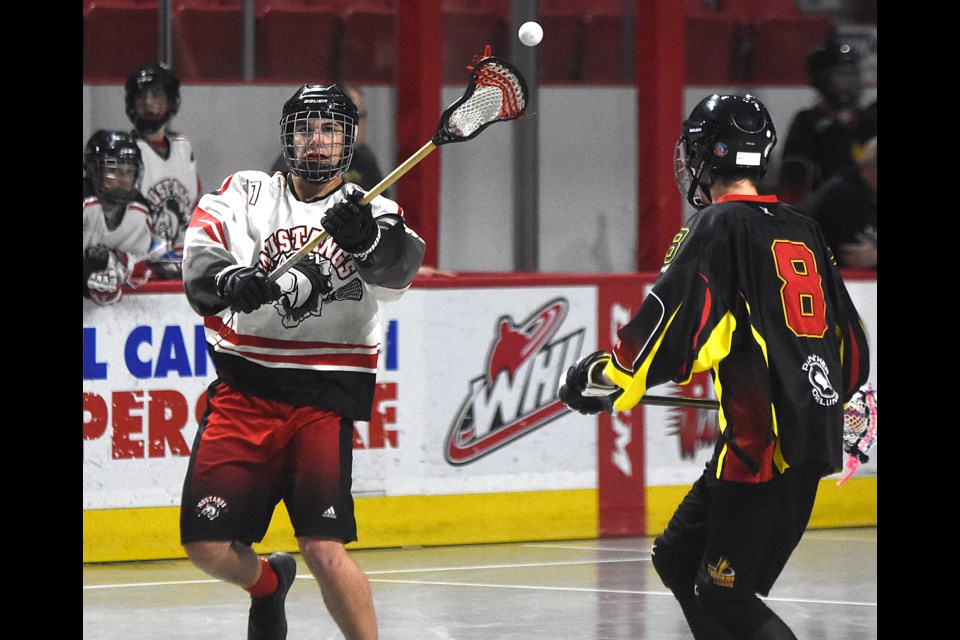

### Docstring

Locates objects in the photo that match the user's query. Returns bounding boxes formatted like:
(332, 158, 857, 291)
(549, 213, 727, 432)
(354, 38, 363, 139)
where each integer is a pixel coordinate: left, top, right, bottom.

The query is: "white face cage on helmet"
(281, 110, 357, 184)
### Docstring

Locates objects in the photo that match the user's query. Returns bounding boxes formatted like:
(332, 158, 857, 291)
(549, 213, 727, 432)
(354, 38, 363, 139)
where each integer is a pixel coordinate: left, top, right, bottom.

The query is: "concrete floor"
(83, 527, 877, 639)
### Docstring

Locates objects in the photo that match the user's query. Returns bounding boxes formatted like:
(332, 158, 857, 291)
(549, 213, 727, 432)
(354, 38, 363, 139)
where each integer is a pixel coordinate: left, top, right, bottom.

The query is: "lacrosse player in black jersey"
(560, 94, 870, 640)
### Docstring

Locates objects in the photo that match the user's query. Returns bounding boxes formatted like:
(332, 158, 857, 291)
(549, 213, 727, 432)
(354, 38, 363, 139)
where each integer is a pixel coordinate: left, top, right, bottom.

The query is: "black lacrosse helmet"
(807, 40, 863, 109)
(674, 94, 777, 209)
(84, 130, 144, 206)
(125, 62, 182, 135)
(280, 84, 359, 184)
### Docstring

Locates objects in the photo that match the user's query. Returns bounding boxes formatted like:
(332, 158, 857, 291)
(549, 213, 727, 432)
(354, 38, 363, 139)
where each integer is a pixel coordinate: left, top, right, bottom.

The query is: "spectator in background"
(83, 130, 154, 305)
(799, 136, 877, 269)
(126, 62, 201, 280)
(271, 83, 387, 195)
(778, 39, 876, 204)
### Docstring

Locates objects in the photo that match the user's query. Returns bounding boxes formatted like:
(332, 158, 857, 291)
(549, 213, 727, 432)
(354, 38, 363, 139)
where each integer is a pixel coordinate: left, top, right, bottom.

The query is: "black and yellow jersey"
(605, 194, 870, 482)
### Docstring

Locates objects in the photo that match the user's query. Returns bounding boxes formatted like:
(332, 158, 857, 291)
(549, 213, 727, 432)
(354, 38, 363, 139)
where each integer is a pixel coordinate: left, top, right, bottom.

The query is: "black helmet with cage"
(280, 84, 359, 184)
(674, 94, 777, 210)
(806, 40, 863, 109)
(125, 62, 182, 135)
(84, 130, 144, 207)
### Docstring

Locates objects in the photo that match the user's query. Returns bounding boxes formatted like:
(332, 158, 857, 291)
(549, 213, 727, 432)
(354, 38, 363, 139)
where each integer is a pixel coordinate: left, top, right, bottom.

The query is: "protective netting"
(445, 59, 526, 139)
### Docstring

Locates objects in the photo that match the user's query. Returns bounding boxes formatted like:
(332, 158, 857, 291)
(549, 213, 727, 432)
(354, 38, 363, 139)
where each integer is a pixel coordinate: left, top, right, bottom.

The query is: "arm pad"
(353, 214, 425, 289)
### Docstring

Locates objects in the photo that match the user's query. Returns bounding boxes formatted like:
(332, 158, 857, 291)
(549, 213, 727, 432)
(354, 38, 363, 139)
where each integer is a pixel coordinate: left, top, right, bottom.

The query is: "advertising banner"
(83, 281, 608, 510)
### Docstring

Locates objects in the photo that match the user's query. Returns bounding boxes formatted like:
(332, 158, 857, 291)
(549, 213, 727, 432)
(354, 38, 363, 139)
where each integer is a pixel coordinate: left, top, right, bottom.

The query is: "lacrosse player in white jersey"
(125, 62, 201, 280)
(82, 130, 154, 305)
(179, 84, 424, 640)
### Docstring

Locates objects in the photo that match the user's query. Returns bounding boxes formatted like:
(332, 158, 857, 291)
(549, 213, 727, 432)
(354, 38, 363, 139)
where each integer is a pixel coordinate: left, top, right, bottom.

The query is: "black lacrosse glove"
(215, 266, 281, 314)
(558, 351, 621, 415)
(321, 191, 380, 257)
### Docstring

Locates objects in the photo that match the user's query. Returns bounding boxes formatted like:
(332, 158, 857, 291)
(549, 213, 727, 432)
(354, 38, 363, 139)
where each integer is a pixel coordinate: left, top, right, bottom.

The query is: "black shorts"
(180, 380, 358, 546)
(655, 464, 822, 599)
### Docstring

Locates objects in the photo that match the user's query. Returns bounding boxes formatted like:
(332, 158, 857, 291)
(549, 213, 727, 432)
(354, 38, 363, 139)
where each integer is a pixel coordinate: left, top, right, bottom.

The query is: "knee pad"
(651, 539, 700, 593)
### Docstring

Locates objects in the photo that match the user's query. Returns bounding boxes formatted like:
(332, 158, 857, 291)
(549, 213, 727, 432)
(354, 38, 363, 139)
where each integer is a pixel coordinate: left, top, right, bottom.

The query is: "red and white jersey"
(82, 193, 153, 257)
(136, 132, 200, 256)
(182, 171, 424, 418)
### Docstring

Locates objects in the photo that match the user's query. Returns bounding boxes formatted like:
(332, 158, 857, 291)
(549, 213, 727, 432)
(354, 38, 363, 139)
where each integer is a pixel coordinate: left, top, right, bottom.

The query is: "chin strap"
(687, 159, 713, 210)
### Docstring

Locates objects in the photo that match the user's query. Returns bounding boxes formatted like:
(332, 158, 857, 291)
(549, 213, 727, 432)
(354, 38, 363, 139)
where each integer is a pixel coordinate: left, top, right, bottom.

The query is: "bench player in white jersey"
(125, 62, 201, 279)
(82, 130, 154, 305)
(180, 84, 425, 640)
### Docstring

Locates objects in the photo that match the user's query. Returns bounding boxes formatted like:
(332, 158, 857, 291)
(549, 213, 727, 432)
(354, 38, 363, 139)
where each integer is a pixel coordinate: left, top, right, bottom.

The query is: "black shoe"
(248, 552, 297, 640)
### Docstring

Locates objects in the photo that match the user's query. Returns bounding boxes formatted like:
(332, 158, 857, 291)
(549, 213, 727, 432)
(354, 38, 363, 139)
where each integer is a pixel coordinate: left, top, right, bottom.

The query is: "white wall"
(83, 84, 875, 273)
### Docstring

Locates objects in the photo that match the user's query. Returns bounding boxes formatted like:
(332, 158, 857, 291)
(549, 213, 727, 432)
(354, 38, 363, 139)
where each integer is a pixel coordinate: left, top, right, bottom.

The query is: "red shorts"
(180, 381, 358, 545)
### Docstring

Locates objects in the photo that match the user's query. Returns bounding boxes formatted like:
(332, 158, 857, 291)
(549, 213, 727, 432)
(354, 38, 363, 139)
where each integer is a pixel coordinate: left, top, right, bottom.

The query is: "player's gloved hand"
(88, 267, 122, 293)
(87, 266, 124, 309)
(215, 266, 281, 314)
(559, 350, 620, 415)
(322, 191, 381, 258)
(87, 259, 126, 306)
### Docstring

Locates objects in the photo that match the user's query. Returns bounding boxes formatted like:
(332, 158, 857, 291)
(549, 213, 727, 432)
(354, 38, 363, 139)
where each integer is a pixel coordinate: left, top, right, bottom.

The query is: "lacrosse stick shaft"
(369, 141, 438, 202)
(267, 233, 328, 283)
(562, 394, 719, 413)
(268, 141, 439, 284)
(638, 395, 719, 410)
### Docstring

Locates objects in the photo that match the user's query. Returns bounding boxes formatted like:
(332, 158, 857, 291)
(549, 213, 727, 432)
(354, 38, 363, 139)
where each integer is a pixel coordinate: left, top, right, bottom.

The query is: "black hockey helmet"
(125, 62, 182, 135)
(674, 94, 777, 209)
(806, 40, 862, 109)
(280, 84, 359, 184)
(84, 130, 144, 206)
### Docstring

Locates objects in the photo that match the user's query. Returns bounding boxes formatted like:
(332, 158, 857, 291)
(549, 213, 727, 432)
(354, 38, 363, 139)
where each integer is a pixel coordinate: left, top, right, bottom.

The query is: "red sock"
(246, 556, 279, 598)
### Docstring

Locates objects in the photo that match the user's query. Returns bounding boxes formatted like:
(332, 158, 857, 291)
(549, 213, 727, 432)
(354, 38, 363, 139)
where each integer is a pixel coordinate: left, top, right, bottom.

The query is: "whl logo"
(444, 298, 584, 465)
